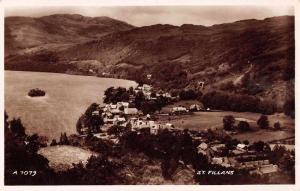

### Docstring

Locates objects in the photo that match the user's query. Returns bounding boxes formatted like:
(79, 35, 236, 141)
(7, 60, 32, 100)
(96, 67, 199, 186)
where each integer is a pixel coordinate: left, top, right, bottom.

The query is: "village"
(3, 4, 296, 186)
(75, 81, 294, 179)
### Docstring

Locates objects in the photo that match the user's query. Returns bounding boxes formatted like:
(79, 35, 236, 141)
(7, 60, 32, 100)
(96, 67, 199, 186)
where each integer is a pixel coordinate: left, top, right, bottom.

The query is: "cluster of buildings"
(94, 97, 179, 136)
(94, 104, 282, 178)
(134, 84, 153, 100)
(193, 137, 279, 177)
(77, 81, 294, 182)
(88, 83, 208, 139)
(101, 102, 138, 126)
(129, 118, 175, 135)
(89, 90, 287, 178)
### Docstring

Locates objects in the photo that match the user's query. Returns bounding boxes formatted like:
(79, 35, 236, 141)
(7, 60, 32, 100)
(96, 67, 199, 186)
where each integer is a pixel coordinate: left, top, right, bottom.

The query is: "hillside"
(5, 14, 135, 56)
(5, 15, 295, 108)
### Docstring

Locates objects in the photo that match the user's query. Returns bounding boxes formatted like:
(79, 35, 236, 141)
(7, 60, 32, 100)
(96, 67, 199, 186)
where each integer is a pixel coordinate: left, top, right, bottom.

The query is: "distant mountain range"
(5, 14, 295, 108)
(5, 14, 134, 56)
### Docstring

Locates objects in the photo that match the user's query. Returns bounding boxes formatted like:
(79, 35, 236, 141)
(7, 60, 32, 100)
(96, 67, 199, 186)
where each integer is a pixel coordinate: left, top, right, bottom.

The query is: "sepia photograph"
(3, 1, 296, 187)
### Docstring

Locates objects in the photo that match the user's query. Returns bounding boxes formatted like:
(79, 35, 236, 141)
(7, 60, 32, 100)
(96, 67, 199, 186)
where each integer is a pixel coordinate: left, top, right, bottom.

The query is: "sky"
(5, 6, 294, 26)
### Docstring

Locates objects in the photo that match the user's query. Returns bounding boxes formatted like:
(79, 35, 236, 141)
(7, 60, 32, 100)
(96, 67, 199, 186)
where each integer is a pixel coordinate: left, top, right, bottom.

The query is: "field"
(5, 71, 137, 139)
(159, 101, 294, 143)
(38, 145, 97, 171)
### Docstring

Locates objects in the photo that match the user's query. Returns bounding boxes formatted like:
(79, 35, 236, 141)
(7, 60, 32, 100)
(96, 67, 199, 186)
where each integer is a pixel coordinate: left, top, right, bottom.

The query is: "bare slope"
(5, 14, 135, 56)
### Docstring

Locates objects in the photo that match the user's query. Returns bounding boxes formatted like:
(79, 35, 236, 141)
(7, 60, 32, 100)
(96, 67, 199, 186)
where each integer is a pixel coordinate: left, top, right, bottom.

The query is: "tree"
(252, 141, 266, 152)
(274, 122, 281, 130)
(201, 91, 276, 114)
(237, 121, 251, 132)
(26, 134, 41, 153)
(104, 87, 114, 103)
(161, 157, 179, 180)
(259, 100, 277, 115)
(257, 115, 269, 129)
(128, 86, 134, 94)
(50, 139, 58, 146)
(140, 101, 158, 115)
(180, 130, 196, 164)
(269, 144, 287, 164)
(155, 97, 165, 113)
(85, 103, 99, 117)
(179, 89, 199, 100)
(90, 115, 104, 133)
(59, 133, 69, 145)
(64, 155, 123, 184)
(76, 103, 104, 134)
(225, 139, 240, 151)
(5, 115, 54, 185)
(76, 114, 85, 134)
(10, 118, 26, 137)
(135, 91, 145, 110)
(223, 115, 235, 131)
(107, 125, 130, 137)
(243, 140, 250, 145)
(120, 91, 130, 102)
(103, 87, 129, 104)
(284, 97, 295, 118)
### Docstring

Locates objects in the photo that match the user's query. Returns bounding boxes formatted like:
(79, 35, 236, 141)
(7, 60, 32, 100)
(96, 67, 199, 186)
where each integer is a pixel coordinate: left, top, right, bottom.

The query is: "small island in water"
(28, 88, 46, 97)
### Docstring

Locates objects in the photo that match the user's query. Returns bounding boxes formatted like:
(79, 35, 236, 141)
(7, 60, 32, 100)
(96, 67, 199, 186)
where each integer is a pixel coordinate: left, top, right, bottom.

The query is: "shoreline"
(4, 69, 138, 84)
